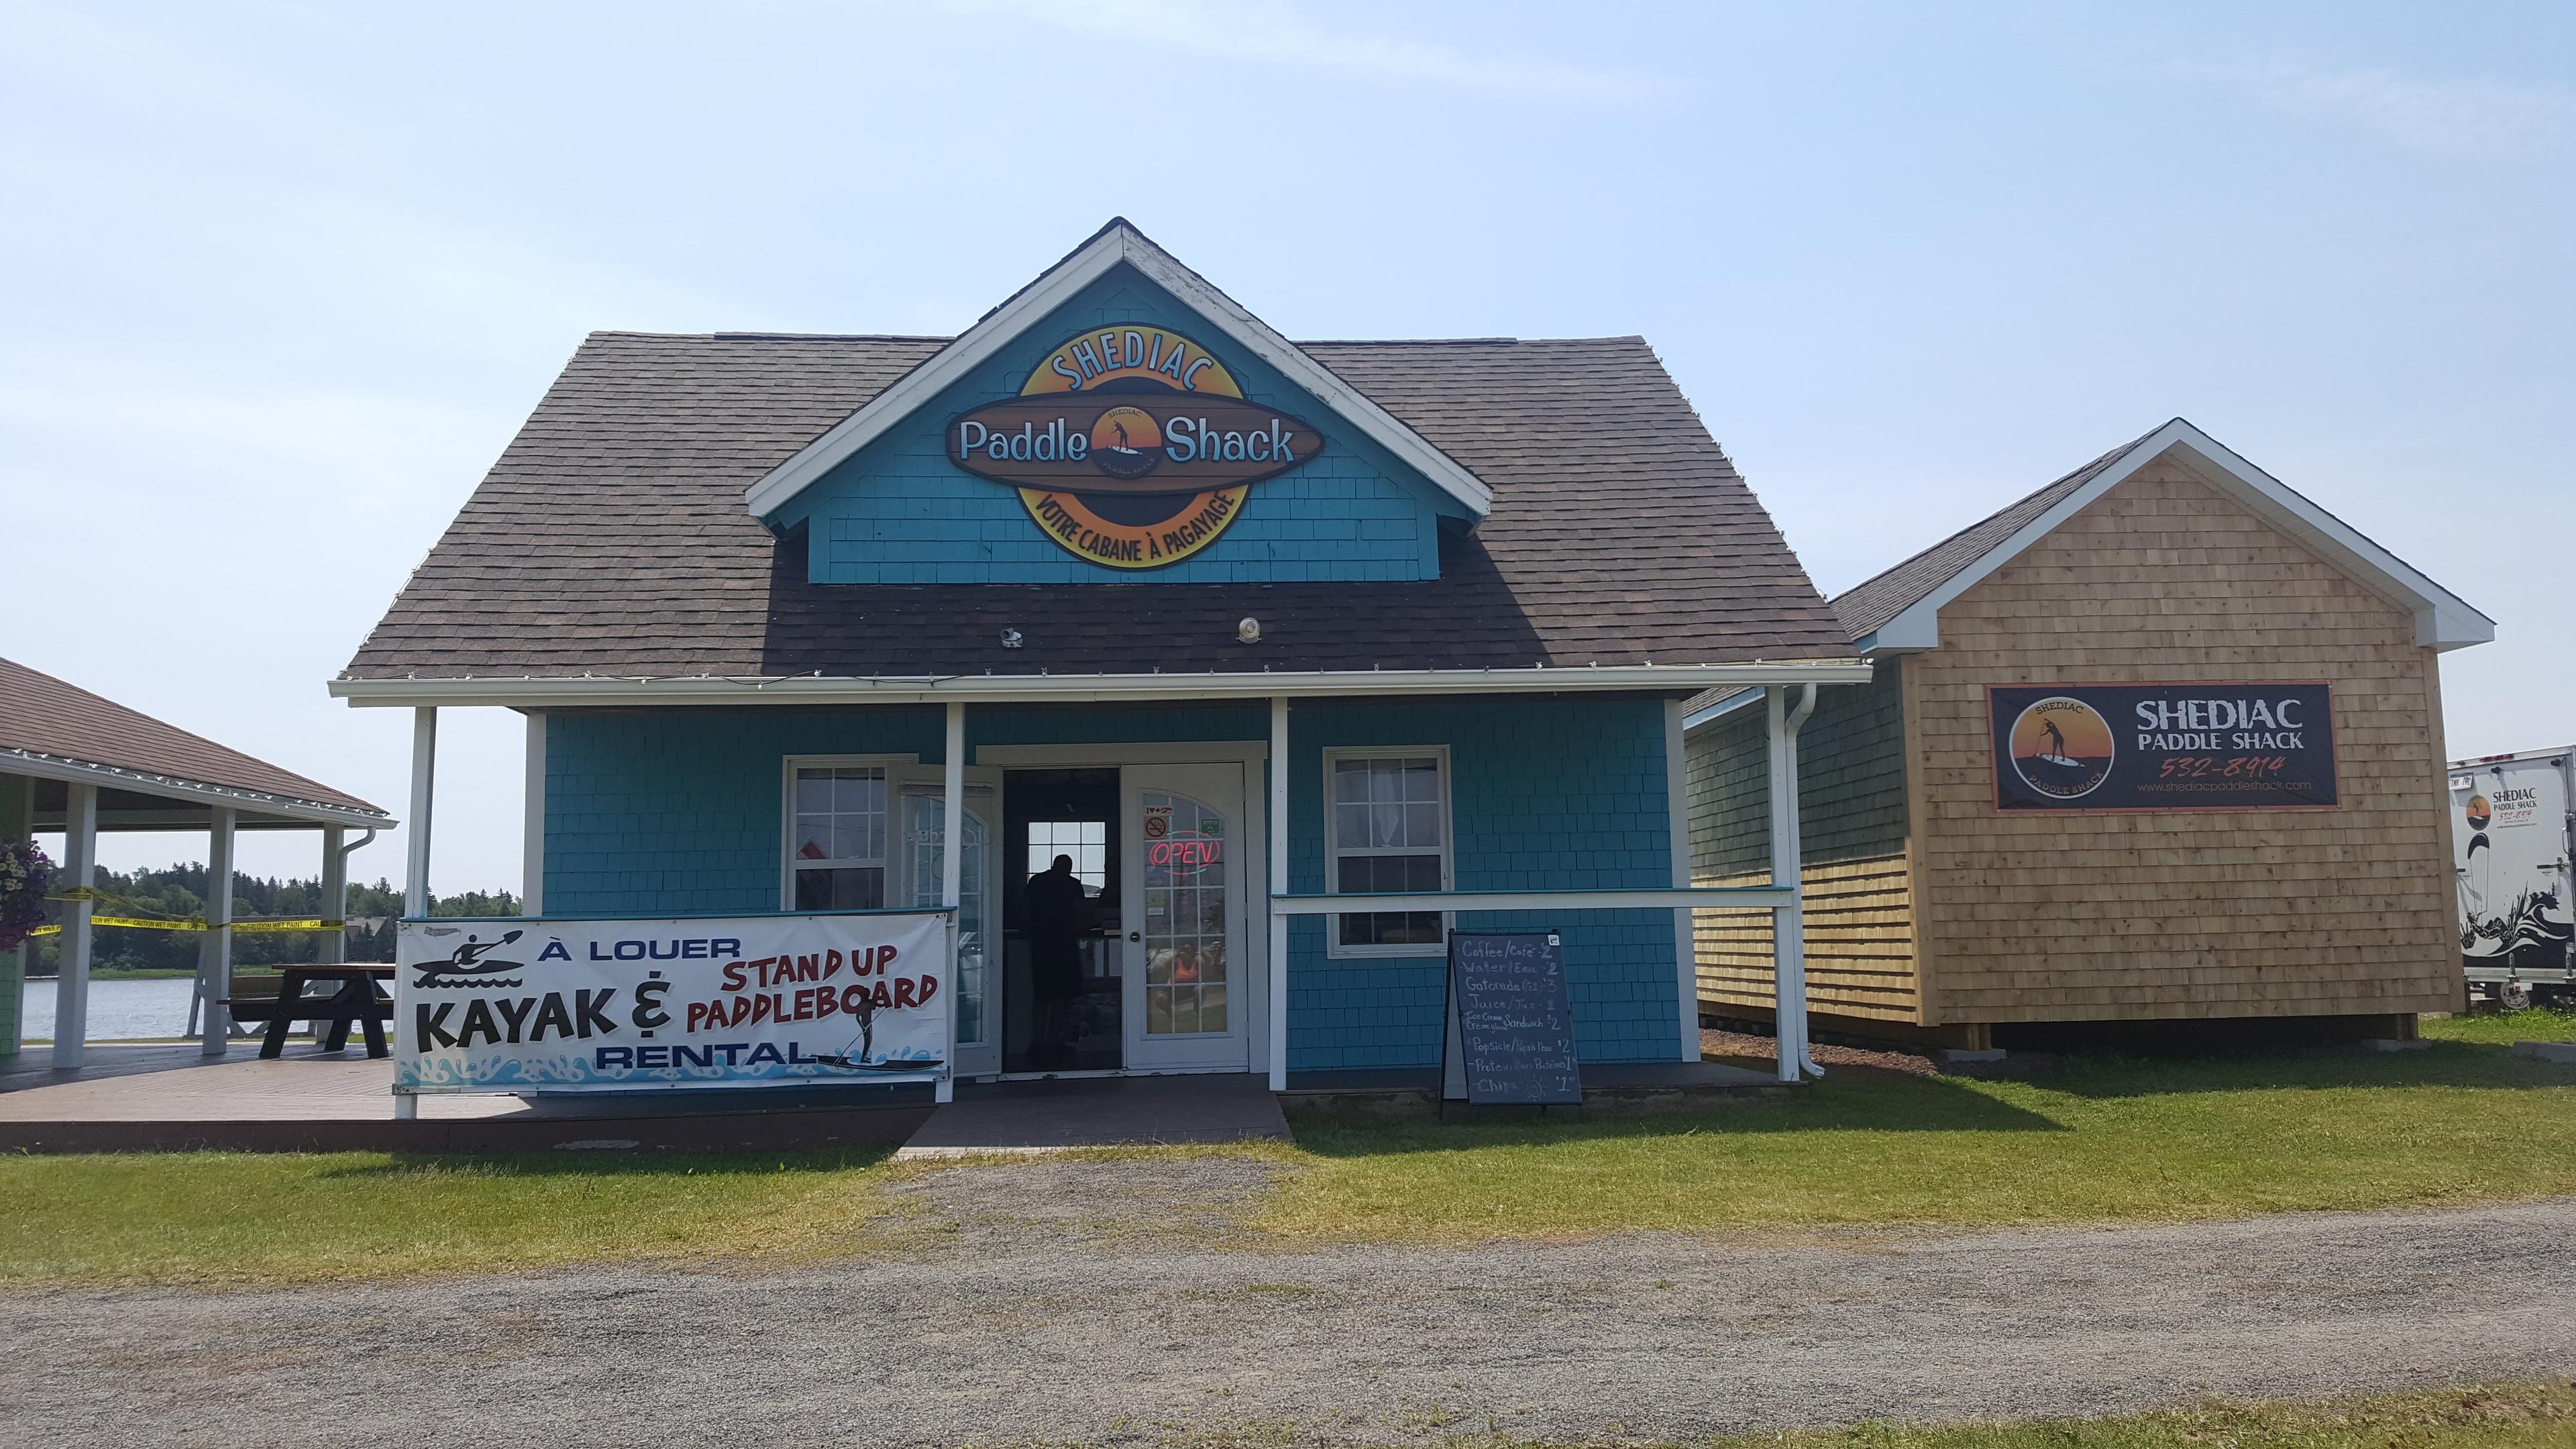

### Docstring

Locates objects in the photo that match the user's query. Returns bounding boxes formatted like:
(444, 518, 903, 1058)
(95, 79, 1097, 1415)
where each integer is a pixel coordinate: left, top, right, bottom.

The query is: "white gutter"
(1, 747, 394, 829)
(328, 661, 1873, 710)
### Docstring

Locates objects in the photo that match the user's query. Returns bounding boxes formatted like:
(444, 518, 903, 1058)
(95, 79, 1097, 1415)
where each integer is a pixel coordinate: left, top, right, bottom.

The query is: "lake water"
(17, 975, 199, 1041)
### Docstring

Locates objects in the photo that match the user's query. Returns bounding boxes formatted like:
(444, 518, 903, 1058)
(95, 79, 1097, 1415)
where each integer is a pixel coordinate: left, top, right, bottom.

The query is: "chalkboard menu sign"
(1442, 931, 1582, 1106)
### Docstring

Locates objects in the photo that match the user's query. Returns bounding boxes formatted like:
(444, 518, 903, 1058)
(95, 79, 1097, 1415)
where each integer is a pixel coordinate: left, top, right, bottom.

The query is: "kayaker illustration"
(413, 929, 527, 989)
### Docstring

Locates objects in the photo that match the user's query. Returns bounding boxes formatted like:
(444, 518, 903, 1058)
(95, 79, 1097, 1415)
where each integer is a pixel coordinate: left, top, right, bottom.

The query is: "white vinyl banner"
(395, 912, 949, 1094)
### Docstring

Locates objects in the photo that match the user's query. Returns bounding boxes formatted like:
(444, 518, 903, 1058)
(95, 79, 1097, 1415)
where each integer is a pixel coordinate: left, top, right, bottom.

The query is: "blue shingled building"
(338, 219, 1864, 1097)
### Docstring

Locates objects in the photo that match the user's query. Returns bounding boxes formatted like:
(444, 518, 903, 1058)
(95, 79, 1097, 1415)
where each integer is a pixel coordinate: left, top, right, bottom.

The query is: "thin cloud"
(949, 0, 1674, 104)
(2196, 58, 2575, 159)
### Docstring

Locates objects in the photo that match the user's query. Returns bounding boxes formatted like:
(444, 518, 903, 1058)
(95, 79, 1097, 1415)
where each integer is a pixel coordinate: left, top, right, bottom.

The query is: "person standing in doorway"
(1023, 853, 1090, 1065)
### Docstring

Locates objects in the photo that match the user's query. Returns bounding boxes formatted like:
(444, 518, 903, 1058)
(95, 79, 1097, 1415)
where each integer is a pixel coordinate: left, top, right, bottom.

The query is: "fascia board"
(1864, 419, 2493, 655)
(0, 747, 394, 828)
(330, 661, 1874, 710)
(1867, 421, 2184, 655)
(742, 225, 1494, 521)
(1679, 688, 1764, 733)
(741, 228, 1129, 519)
(2153, 432, 2495, 651)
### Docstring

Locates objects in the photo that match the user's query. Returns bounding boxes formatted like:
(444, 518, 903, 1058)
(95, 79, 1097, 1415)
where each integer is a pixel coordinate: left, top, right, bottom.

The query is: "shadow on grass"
(1285, 1068, 2066, 1157)
(2028, 1040, 2576, 1099)
(307, 1146, 898, 1181)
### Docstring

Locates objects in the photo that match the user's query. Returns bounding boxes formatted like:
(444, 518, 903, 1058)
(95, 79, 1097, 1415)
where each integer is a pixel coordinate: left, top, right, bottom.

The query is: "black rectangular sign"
(1989, 682, 2337, 812)
(1442, 931, 1581, 1106)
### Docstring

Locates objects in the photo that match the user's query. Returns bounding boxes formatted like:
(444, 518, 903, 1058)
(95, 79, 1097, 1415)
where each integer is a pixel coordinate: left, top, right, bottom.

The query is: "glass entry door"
(1120, 763, 1250, 1073)
(899, 771, 1002, 1079)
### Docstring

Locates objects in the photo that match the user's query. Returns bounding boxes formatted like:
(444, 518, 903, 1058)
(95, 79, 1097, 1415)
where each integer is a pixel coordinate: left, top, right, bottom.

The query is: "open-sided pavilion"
(0, 655, 394, 1067)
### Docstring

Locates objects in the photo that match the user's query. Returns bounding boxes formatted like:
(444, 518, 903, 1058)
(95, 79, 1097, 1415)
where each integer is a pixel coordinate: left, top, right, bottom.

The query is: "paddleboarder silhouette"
(2039, 717, 2067, 763)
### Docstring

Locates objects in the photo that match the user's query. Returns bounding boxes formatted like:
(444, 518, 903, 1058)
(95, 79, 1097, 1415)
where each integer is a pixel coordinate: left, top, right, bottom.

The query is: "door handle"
(1128, 931, 1142, 942)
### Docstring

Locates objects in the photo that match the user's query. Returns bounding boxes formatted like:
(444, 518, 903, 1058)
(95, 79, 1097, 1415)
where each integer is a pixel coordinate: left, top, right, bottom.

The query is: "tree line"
(22, 862, 519, 975)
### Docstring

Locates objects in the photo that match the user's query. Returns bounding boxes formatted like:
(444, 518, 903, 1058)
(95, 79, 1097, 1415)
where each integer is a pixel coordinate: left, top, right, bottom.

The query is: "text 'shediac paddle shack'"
(335, 219, 1869, 1109)
(1684, 421, 2492, 1051)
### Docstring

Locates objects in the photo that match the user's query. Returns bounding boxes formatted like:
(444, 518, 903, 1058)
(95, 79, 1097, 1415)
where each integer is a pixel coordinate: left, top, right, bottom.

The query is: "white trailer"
(2449, 747, 2576, 1007)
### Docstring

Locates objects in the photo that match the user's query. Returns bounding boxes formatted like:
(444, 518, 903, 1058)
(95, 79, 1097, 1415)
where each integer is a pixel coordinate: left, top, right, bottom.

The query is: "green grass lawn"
(2421, 1006, 2576, 1045)
(0, 1148, 909, 1287)
(1699, 1382, 2576, 1449)
(4, 1036, 2572, 1287)
(1262, 1038, 2576, 1242)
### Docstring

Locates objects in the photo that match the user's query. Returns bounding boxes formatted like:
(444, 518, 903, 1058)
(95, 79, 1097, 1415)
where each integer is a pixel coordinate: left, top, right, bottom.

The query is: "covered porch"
(356, 661, 1860, 1119)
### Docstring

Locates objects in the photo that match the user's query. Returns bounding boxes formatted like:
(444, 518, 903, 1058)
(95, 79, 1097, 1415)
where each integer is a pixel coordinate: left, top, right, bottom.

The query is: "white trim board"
(0, 747, 392, 829)
(1852, 419, 2495, 657)
(329, 661, 1875, 710)
(739, 219, 1493, 521)
(973, 741, 1266, 767)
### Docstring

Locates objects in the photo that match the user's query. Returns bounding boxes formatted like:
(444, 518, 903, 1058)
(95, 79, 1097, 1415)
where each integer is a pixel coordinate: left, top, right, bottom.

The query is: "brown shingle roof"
(343, 332, 1853, 680)
(0, 656, 385, 815)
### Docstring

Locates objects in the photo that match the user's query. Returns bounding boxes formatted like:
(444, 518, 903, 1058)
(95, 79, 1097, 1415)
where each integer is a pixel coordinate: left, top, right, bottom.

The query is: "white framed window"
(1324, 747, 1452, 957)
(780, 755, 912, 911)
(1026, 819, 1107, 898)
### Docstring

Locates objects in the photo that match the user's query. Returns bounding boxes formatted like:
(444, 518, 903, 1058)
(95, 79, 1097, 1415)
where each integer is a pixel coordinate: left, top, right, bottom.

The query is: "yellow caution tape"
(21, 917, 344, 936)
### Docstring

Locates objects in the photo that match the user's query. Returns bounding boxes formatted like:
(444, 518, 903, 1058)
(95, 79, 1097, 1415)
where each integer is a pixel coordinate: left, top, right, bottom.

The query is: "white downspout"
(1768, 684, 1821, 1081)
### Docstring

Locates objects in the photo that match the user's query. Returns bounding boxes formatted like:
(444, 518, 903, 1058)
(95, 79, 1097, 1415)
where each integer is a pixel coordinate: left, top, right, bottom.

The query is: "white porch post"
(52, 782, 99, 1071)
(197, 806, 236, 1057)
(396, 706, 435, 1120)
(1766, 685, 1817, 1081)
(521, 710, 546, 916)
(404, 706, 437, 919)
(938, 701, 963, 1105)
(1267, 696, 1289, 1091)
(1666, 696, 1699, 1061)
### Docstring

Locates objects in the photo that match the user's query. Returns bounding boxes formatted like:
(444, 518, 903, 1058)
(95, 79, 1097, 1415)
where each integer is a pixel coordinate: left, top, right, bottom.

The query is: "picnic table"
(222, 966, 395, 1059)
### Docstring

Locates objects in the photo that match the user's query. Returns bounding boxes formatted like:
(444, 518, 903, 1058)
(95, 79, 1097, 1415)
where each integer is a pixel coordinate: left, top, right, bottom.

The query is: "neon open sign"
(1148, 838, 1224, 870)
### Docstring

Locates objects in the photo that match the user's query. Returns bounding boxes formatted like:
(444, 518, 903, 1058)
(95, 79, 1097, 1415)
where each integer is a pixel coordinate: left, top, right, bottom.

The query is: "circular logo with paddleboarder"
(2465, 794, 2491, 830)
(2008, 696, 2114, 800)
(947, 326, 1324, 569)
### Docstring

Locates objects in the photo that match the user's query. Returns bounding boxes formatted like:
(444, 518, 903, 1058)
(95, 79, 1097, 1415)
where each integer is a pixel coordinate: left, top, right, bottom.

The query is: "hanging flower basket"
(0, 840, 53, 953)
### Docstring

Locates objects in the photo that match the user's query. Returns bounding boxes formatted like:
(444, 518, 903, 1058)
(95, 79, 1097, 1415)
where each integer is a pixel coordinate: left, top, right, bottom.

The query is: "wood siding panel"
(1909, 463, 2457, 1023)
(1684, 667, 1922, 1022)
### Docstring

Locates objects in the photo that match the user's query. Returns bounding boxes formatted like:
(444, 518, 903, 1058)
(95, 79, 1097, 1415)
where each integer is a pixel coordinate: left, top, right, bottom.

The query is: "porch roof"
(338, 332, 1858, 700)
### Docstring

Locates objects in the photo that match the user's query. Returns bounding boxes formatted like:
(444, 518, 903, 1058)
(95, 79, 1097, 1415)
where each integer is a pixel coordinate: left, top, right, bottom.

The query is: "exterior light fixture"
(1001, 629, 1023, 649)
(1237, 617, 1261, 643)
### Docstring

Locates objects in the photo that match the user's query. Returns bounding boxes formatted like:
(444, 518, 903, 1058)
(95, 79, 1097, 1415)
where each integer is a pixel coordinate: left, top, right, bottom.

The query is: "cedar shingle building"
(1684, 420, 2491, 1048)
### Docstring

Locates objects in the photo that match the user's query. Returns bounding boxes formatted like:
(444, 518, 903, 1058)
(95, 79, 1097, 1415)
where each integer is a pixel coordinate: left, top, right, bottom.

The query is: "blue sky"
(4, 1, 2569, 890)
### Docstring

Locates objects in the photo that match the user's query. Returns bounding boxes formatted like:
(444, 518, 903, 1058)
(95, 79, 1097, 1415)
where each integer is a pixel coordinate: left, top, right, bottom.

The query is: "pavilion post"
(319, 826, 347, 967)
(197, 806, 237, 1057)
(53, 782, 99, 1071)
(1267, 696, 1289, 1091)
(0, 773, 30, 1061)
(938, 702, 963, 1105)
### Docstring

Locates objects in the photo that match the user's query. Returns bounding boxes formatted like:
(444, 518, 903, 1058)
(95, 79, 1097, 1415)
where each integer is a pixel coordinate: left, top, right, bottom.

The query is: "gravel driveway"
(7, 1158, 2573, 1448)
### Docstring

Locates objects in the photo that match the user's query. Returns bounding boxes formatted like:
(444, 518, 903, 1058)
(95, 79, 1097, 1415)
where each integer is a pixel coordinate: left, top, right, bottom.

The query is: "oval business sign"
(947, 325, 1324, 569)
